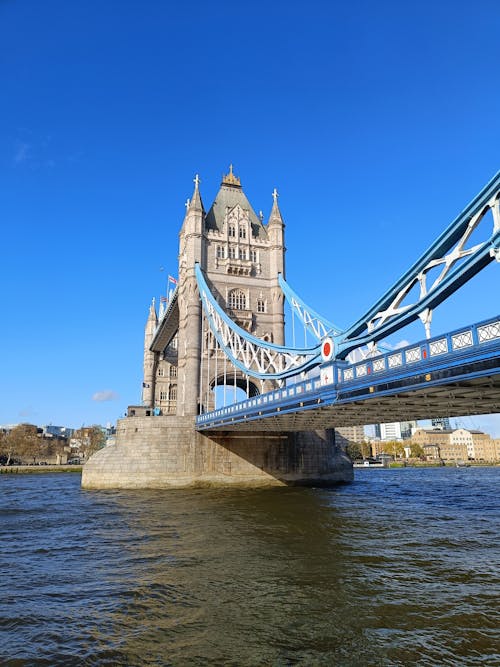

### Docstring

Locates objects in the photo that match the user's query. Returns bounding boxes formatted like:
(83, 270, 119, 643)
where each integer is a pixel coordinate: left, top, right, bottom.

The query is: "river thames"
(0, 467, 499, 666)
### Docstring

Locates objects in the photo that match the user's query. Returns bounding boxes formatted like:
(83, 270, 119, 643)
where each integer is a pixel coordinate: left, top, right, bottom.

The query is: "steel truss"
(196, 171, 499, 382)
(336, 171, 500, 358)
(195, 264, 321, 380)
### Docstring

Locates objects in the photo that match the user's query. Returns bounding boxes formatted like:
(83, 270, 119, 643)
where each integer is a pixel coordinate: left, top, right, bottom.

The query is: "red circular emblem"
(321, 337, 334, 361)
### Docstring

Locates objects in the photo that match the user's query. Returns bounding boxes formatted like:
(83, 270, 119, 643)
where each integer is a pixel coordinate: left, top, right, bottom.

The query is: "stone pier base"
(81, 416, 353, 489)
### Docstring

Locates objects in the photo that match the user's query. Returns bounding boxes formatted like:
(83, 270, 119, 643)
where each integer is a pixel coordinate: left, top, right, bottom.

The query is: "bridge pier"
(81, 416, 353, 489)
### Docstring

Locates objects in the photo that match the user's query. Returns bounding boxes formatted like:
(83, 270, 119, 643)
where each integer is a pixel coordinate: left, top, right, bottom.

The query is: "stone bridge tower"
(82, 167, 352, 489)
(143, 166, 286, 417)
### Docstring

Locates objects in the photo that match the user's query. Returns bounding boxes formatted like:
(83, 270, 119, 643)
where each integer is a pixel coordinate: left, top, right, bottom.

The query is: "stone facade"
(82, 416, 352, 489)
(411, 427, 499, 461)
(82, 168, 353, 489)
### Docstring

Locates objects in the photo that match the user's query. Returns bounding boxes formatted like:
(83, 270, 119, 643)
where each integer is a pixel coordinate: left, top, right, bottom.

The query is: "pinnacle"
(268, 187, 284, 225)
(189, 173, 204, 212)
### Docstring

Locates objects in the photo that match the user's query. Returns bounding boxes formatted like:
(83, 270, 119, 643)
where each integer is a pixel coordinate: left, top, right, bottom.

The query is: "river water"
(0, 467, 499, 666)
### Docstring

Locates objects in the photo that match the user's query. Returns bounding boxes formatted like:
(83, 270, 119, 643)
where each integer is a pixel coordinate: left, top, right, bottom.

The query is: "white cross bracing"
(365, 189, 500, 341)
(335, 173, 500, 358)
(195, 266, 320, 381)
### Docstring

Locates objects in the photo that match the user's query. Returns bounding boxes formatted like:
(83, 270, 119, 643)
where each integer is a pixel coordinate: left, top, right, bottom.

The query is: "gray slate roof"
(205, 183, 267, 239)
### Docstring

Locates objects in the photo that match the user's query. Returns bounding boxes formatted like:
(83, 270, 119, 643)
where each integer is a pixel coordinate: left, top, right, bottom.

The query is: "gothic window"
(228, 246, 237, 259)
(239, 248, 247, 260)
(257, 299, 266, 313)
(170, 365, 178, 378)
(228, 224, 236, 238)
(250, 249, 258, 263)
(216, 245, 225, 259)
(228, 289, 246, 311)
(158, 367, 165, 376)
(169, 385, 177, 401)
(159, 390, 168, 401)
(239, 226, 246, 240)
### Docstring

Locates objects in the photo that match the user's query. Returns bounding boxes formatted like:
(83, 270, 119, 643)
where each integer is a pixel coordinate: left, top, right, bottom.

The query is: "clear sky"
(1, 1, 499, 435)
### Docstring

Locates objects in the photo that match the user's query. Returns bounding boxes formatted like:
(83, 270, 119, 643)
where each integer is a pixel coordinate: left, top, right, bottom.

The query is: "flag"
(168, 275, 178, 285)
(142, 382, 150, 388)
(160, 296, 168, 302)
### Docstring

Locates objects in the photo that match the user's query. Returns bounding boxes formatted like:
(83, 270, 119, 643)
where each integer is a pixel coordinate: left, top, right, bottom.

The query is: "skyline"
(1, 1, 499, 435)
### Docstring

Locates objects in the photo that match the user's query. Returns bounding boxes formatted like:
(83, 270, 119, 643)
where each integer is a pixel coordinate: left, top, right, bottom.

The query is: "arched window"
(216, 245, 225, 259)
(257, 299, 266, 313)
(228, 289, 246, 310)
(170, 365, 177, 378)
(228, 246, 237, 259)
(239, 226, 246, 239)
(169, 385, 177, 401)
(228, 224, 236, 238)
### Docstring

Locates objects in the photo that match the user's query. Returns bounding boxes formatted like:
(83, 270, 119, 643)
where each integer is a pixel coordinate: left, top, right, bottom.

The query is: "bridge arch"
(210, 373, 260, 398)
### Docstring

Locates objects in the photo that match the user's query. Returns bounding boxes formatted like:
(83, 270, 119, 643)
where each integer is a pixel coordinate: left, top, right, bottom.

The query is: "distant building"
(411, 428, 498, 461)
(336, 425, 365, 445)
(374, 421, 418, 441)
(431, 417, 451, 430)
(41, 425, 73, 439)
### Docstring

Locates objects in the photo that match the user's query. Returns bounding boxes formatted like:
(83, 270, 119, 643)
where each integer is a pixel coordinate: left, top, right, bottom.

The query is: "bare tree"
(2, 424, 40, 464)
(72, 426, 106, 460)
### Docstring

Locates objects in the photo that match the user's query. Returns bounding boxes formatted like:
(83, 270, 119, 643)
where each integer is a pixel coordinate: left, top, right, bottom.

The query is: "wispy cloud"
(14, 142, 31, 165)
(18, 405, 37, 418)
(92, 390, 119, 402)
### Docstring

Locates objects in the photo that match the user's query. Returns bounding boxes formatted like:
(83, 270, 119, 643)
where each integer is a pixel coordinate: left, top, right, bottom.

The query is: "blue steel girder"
(195, 264, 322, 380)
(195, 314, 500, 432)
(336, 171, 500, 359)
(278, 273, 392, 360)
(277, 273, 342, 339)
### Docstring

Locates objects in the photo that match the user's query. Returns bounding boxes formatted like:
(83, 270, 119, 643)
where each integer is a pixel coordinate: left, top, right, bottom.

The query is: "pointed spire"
(268, 187, 284, 225)
(221, 164, 241, 187)
(148, 297, 158, 324)
(188, 173, 204, 212)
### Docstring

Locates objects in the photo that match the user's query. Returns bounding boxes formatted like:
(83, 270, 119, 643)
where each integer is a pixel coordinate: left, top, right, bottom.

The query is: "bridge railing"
(196, 315, 500, 427)
(336, 315, 500, 386)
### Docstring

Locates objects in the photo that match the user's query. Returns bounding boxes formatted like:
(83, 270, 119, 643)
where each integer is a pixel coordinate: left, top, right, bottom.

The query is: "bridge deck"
(196, 317, 500, 432)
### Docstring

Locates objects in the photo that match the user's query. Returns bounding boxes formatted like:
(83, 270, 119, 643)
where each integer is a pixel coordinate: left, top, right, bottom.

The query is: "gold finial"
(222, 163, 241, 186)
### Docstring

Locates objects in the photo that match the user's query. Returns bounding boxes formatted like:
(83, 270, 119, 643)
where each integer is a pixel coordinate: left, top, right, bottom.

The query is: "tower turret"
(267, 188, 286, 345)
(142, 298, 158, 407)
(177, 175, 205, 415)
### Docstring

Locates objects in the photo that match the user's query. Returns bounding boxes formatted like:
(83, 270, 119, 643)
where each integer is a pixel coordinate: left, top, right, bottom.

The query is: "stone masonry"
(82, 167, 353, 489)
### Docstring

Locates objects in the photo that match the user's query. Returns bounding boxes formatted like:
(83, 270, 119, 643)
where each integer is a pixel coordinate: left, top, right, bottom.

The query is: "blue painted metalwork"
(195, 173, 499, 387)
(336, 171, 500, 358)
(196, 315, 500, 430)
(278, 273, 392, 358)
(195, 264, 322, 380)
(278, 273, 342, 338)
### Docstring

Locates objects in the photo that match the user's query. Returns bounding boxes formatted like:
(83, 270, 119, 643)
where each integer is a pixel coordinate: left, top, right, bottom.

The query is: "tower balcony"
(221, 258, 253, 276)
(227, 309, 253, 331)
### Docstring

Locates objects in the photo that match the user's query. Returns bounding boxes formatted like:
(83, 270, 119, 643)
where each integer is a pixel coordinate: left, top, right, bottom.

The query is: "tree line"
(0, 424, 105, 465)
(345, 440, 425, 461)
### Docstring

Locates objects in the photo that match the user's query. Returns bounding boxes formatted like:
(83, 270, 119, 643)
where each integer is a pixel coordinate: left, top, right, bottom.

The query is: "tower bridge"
(82, 168, 500, 489)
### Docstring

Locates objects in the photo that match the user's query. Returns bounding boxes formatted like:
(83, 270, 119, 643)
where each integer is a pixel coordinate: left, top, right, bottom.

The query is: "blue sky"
(1, 1, 499, 435)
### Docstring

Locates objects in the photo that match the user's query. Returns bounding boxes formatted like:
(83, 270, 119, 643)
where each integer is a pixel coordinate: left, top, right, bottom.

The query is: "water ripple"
(0, 468, 499, 665)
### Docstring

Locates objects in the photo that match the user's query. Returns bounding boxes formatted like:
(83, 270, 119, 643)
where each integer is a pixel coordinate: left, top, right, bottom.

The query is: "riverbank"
(389, 461, 499, 468)
(0, 465, 82, 474)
